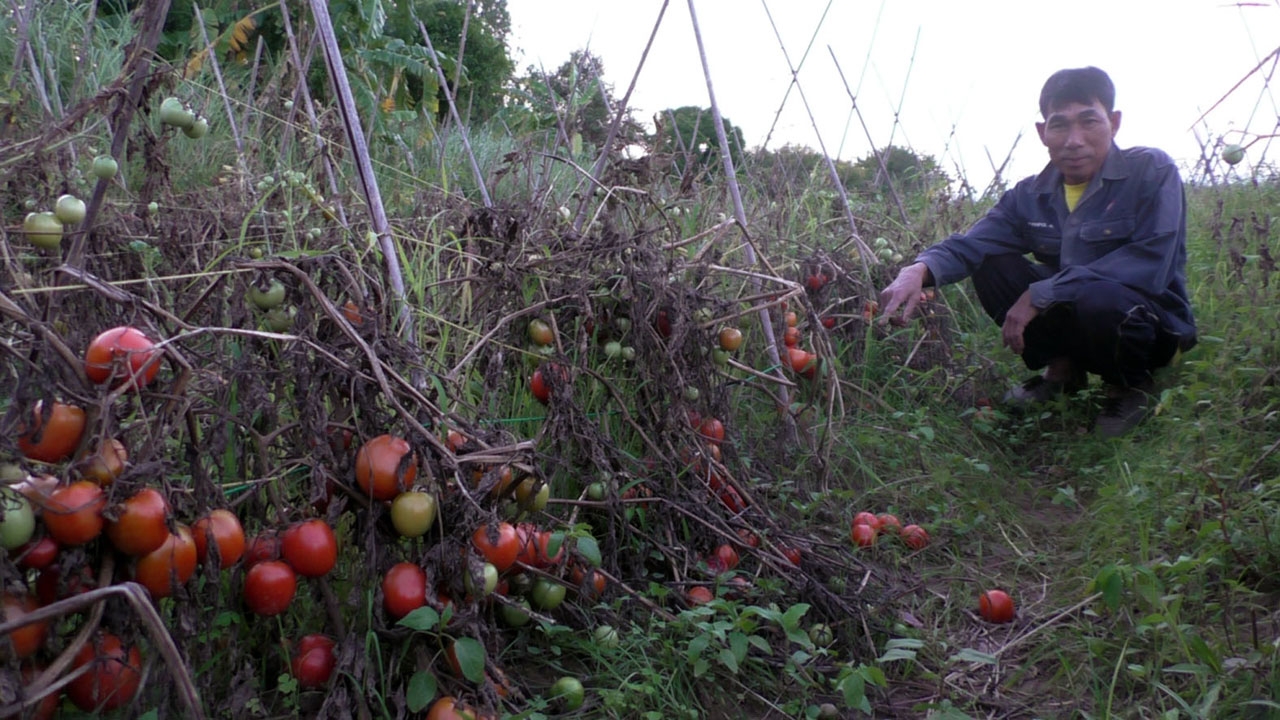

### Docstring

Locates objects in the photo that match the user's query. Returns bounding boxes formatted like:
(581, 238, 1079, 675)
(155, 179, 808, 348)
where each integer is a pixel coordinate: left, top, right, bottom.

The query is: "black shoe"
(1002, 371, 1086, 408)
(1095, 381, 1156, 437)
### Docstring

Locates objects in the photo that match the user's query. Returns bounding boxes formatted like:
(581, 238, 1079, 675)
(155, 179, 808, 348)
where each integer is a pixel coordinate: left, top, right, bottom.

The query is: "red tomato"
(192, 509, 246, 567)
(655, 310, 672, 338)
(42, 481, 106, 546)
(850, 523, 877, 548)
(686, 586, 714, 605)
(16, 664, 60, 720)
(979, 589, 1015, 623)
(133, 524, 197, 599)
(707, 543, 739, 573)
(716, 485, 748, 513)
(779, 545, 802, 566)
(105, 487, 170, 556)
(852, 512, 882, 531)
(783, 326, 801, 348)
(786, 347, 817, 378)
(17, 401, 86, 464)
(901, 524, 930, 550)
(530, 363, 566, 405)
(244, 531, 281, 566)
(84, 326, 160, 389)
(65, 632, 142, 712)
(1, 593, 48, 659)
(14, 535, 59, 570)
(784, 311, 798, 328)
(820, 316, 836, 330)
(569, 564, 607, 599)
(382, 562, 427, 620)
(243, 560, 297, 616)
(697, 417, 725, 445)
(426, 696, 480, 720)
(35, 565, 97, 605)
(472, 522, 519, 572)
(806, 273, 828, 291)
(355, 434, 418, 501)
(736, 529, 760, 548)
(877, 514, 903, 535)
(281, 519, 338, 578)
(291, 634, 337, 689)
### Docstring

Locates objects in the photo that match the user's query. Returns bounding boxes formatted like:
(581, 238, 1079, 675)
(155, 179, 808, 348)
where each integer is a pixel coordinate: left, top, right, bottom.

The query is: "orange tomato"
(133, 524, 197, 598)
(686, 585, 714, 604)
(1, 592, 47, 659)
(355, 434, 418, 501)
(105, 487, 171, 556)
(192, 509, 246, 568)
(42, 481, 106, 546)
(979, 589, 1015, 623)
(472, 522, 519, 572)
(84, 326, 160, 389)
(783, 326, 801, 348)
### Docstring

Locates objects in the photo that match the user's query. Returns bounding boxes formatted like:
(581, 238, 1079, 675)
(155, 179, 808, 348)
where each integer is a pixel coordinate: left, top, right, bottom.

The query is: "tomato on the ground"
(850, 523, 877, 548)
(901, 524, 930, 550)
(979, 589, 1015, 623)
(852, 512, 882, 531)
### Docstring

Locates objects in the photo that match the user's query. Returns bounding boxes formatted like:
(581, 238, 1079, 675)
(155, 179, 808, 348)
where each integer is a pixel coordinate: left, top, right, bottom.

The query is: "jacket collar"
(1031, 142, 1130, 194)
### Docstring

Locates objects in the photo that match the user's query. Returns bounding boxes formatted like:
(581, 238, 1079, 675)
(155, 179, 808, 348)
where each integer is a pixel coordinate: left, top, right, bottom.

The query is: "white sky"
(506, 0, 1280, 190)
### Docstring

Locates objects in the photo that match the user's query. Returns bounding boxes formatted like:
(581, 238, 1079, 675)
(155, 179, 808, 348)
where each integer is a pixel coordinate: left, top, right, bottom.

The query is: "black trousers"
(970, 254, 1182, 387)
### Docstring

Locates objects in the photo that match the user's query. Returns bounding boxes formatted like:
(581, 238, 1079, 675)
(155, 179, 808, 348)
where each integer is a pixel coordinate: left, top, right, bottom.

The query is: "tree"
(400, 0, 514, 123)
(847, 145, 948, 198)
(655, 106, 746, 176)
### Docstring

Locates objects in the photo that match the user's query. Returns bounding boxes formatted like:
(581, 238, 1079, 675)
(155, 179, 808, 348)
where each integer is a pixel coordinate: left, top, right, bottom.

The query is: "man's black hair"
(1039, 67, 1115, 117)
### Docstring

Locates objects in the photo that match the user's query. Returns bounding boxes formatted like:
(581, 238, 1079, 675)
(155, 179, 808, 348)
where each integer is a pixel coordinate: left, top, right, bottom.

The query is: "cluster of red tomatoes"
(850, 511, 930, 550)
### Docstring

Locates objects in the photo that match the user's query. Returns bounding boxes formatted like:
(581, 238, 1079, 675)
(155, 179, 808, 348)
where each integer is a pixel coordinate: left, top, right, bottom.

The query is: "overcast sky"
(506, 0, 1280, 189)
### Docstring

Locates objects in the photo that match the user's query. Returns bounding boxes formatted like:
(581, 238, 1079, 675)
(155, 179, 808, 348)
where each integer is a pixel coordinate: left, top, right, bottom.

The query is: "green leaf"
(406, 671, 436, 712)
(397, 606, 440, 632)
(729, 632, 749, 665)
(839, 672, 865, 708)
(687, 634, 710, 663)
(453, 637, 486, 683)
(949, 648, 998, 665)
(1162, 663, 1210, 676)
(1186, 635, 1222, 674)
(747, 634, 772, 654)
(718, 647, 739, 673)
(546, 532, 566, 562)
(780, 603, 810, 630)
(1095, 565, 1124, 611)
(861, 664, 888, 687)
(576, 535, 602, 567)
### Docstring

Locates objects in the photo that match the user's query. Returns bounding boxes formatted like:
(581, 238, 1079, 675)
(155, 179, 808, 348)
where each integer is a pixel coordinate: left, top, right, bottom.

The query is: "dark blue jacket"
(916, 144, 1196, 344)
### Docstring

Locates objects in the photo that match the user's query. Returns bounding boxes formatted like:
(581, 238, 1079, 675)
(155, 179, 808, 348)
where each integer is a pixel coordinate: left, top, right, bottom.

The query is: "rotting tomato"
(852, 512, 881, 531)
(291, 634, 337, 689)
(850, 523, 877, 548)
(243, 531, 281, 567)
(65, 632, 142, 712)
(901, 524, 930, 550)
(707, 543, 739, 573)
(877, 514, 903, 535)
(472, 522, 519, 572)
(382, 562, 427, 620)
(686, 585, 714, 605)
(697, 417, 725, 445)
(42, 481, 106, 546)
(820, 316, 836, 330)
(281, 519, 338, 578)
(243, 560, 297, 616)
(17, 401, 86, 464)
(79, 438, 127, 485)
(105, 487, 171, 557)
(84, 326, 161, 390)
(133, 524, 197, 599)
(355, 434, 418, 501)
(340, 300, 365, 326)
(979, 589, 1015, 623)
(191, 509, 246, 568)
(779, 545, 802, 567)
(1, 592, 48, 659)
(529, 362, 567, 405)
(654, 309, 673, 338)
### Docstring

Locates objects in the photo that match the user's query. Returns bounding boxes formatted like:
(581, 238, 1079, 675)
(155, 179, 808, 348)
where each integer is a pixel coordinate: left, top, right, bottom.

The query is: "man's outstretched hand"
(878, 262, 932, 325)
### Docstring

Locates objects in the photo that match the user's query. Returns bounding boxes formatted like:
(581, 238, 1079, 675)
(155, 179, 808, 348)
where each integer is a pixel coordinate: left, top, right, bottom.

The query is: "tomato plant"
(65, 632, 142, 712)
(133, 524, 197, 599)
(291, 634, 337, 689)
(42, 481, 106, 546)
(2, 592, 48, 659)
(191, 509, 246, 568)
(281, 519, 338, 578)
(17, 401, 86, 464)
(84, 326, 161, 390)
(105, 487, 171, 556)
(243, 560, 297, 616)
(382, 562, 427, 619)
(979, 589, 1015, 623)
(472, 522, 519, 572)
(354, 434, 418, 501)
(850, 523, 877, 548)
(901, 524, 930, 550)
(390, 490, 437, 537)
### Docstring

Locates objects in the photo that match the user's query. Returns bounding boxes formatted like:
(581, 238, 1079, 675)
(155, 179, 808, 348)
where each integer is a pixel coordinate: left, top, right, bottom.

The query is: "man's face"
(1035, 99, 1121, 185)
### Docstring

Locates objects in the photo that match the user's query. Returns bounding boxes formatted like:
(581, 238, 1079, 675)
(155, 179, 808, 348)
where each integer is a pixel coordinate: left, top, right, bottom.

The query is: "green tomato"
(54, 194, 86, 224)
(390, 491, 437, 538)
(0, 490, 35, 550)
(530, 578, 567, 611)
(464, 562, 499, 597)
(683, 386, 700, 402)
(183, 116, 209, 139)
(712, 349, 730, 367)
(548, 676, 585, 711)
(499, 597, 532, 627)
(263, 307, 292, 332)
(592, 625, 620, 649)
(22, 212, 63, 250)
(808, 623, 834, 646)
(585, 482, 606, 501)
(621, 346, 636, 362)
(91, 155, 118, 179)
(515, 479, 550, 512)
(158, 96, 195, 129)
(147, 201, 159, 216)
(248, 278, 286, 311)
(1222, 144, 1245, 166)
(603, 340, 622, 358)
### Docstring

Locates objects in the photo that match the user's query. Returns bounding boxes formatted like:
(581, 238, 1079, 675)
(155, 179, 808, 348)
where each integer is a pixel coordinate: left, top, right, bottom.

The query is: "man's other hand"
(878, 263, 931, 325)
(1001, 290, 1039, 355)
